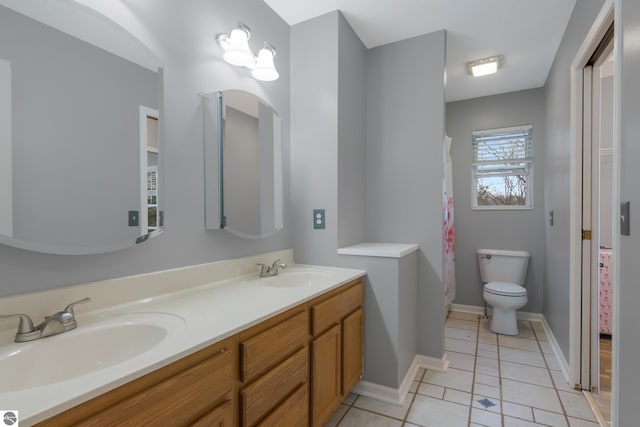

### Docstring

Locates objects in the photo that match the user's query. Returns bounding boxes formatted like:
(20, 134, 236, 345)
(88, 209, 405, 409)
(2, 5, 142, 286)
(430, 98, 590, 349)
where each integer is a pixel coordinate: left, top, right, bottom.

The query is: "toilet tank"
(477, 249, 530, 285)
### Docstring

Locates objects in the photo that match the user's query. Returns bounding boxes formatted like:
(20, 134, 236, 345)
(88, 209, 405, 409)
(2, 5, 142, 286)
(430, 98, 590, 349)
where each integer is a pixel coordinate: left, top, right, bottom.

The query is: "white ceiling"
(263, 0, 577, 102)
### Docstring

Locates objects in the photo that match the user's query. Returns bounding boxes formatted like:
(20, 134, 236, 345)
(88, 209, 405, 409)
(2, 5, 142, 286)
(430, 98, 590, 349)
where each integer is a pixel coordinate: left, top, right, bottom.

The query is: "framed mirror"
(203, 90, 283, 239)
(0, 0, 164, 254)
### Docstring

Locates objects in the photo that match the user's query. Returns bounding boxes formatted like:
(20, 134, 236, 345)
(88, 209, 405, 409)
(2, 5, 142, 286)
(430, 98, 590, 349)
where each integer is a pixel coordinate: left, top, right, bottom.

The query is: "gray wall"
(617, 0, 640, 423)
(0, 0, 290, 297)
(446, 88, 546, 313)
(365, 31, 446, 357)
(542, 0, 605, 359)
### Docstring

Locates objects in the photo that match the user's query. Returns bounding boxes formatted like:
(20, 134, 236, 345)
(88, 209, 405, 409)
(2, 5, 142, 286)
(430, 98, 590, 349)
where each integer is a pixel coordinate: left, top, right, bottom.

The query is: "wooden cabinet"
(37, 338, 234, 427)
(311, 280, 364, 427)
(38, 278, 364, 427)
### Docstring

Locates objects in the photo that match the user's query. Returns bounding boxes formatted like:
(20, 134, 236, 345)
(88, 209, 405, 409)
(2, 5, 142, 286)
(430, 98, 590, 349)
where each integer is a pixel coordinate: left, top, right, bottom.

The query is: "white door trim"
(568, 0, 614, 390)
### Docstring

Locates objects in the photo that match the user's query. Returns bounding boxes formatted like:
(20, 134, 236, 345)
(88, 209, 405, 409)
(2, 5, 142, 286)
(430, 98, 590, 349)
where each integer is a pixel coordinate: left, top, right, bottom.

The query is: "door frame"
(568, 0, 617, 420)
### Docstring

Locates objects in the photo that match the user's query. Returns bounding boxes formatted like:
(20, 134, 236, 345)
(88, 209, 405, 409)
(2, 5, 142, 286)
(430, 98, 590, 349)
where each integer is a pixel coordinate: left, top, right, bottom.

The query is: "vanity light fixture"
(252, 43, 279, 82)
(217, 24, 280, 82)
(466, 55, 504, 77)
(217, 24, 255, 68)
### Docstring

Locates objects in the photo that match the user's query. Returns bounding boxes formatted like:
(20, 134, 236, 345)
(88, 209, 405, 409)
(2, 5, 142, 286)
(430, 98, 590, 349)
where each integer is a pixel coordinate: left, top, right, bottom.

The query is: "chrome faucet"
(257, 259, 288, 277)
(0, 297, 91, 342)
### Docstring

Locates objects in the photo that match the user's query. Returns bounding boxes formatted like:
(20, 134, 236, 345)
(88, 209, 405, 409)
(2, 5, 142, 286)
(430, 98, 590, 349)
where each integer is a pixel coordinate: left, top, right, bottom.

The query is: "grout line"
(496, 330, 505, 426)
(466, 314, 481, 426)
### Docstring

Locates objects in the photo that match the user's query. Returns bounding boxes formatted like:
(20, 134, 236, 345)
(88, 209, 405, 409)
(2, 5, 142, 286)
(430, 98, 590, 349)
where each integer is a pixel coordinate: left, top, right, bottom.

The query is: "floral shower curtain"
(443, 135, 456, 312)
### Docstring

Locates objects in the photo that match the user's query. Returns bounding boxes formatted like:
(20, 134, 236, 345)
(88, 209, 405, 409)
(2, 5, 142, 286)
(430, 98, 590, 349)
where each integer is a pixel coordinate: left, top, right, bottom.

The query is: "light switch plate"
(128, 210, 139, 227)
(621, 201, 630, 236)
(313, 209, 325, 229)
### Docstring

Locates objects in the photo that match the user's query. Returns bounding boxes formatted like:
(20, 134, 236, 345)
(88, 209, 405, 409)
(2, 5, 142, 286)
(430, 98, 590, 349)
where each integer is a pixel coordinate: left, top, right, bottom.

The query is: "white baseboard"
(352, 353, 449, 405)
(450, 304, 571, 384)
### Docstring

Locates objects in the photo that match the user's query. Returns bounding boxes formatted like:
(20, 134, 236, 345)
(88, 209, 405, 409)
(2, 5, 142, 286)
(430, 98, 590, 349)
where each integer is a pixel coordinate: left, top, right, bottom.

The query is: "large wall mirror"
(203, 90, 283, 239)
(0, 0, 164, 254)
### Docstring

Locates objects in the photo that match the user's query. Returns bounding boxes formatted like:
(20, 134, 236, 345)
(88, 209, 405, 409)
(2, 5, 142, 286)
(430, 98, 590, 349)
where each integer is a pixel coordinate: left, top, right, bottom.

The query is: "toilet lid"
(484, 282, 527, 297)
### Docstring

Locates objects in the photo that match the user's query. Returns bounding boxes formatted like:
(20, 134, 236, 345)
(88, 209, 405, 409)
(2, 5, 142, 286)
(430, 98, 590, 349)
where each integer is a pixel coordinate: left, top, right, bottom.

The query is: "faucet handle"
(0, 313, 35, 334)
(270, 258, 281, 268)
(257, 263, 270, 275)
(64, 297, 92, 316)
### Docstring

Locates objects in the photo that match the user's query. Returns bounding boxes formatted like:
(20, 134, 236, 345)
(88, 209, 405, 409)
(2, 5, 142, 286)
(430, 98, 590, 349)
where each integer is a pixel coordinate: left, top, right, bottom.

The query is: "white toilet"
(477, 249, 530, 335)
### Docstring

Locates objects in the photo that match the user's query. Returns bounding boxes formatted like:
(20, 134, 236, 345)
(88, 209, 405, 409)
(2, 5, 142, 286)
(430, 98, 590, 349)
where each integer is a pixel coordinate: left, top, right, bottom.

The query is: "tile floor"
(325, 312, 600, 427)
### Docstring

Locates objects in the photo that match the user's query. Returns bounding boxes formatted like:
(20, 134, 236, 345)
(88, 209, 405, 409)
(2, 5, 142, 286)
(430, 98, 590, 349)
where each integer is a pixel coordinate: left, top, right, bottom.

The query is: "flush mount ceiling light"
(466, 55, 504, 77)
(217, 24, 255, 68)
(252, 43, 279, 82)
(217, 24, 280, 82)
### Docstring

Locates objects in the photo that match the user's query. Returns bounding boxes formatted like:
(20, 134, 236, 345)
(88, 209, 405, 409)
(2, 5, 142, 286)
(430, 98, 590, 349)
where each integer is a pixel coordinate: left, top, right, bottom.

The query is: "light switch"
(128, 210, 139, 227)
(621, 201, 630, 236)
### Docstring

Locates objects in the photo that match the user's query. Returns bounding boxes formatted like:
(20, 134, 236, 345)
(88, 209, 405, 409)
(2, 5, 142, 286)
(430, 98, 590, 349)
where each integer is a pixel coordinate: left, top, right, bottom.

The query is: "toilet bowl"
(477, 249, 530, 335)
(483, 282, 527, 335)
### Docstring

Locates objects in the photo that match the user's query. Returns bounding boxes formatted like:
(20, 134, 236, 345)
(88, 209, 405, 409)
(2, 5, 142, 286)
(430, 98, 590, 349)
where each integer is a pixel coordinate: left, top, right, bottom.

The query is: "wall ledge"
(338, 242, 419, 258)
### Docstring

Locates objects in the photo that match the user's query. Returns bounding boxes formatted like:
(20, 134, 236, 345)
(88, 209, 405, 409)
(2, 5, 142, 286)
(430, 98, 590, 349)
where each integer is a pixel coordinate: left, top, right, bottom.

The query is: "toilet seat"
(484, 281, 527, 297)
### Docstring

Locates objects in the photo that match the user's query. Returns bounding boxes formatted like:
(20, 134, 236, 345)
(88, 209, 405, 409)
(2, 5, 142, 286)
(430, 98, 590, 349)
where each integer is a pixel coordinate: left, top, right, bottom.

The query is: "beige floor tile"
(447, 351, 476, 371)
(325, 404, 349, 427)
(479, 319, 493, 333)
(499, 335, 542, 352)
(337, 407, 403, 427)
(477, 348, 499, 359)
(567, 417, 600, 426)
(517, 320, 533, 330)
(410, 380, 419, 393)
(406, 395, 470, 426)
(538, 340, 554, 354)
(544, 353, 562, 371)
(448, 311, 480, 321)
(534, 329, 549, 342)
(446, 318, 479, 331)
(472, 394, 501, 413)
(445, 337, 477, 355)
(476, 356, 499, 369)
(423, 368, 474, 392)
(514, 327, 537, 340)
(417, 383, 445, 399)
(443, 388, 472, 406)
(533, 408, 568, 426)
(475, 373, 500, 387)
(478, 333, 498, 344)
(478, 342, 498, 352)
(502, 379, 563, 413)
(343, 393, 357, 405)
(557, 391, 598, 422)
(502, 401, 534, 421)
(500, 347, 547, 368)
(470, 407, 502, 427)
(352, 392, 413, 420)
(503, 416, 544, 426)
(531, 321, 545, 331)
(415, 367, 426, 380)
(500, 360, 553, 387)
(474, 382, 501, 399)
(445, 326, 477, 342)
(550, 370, 581, 393)
(470, 424, 486, 427)
(476, 363, 500, 377)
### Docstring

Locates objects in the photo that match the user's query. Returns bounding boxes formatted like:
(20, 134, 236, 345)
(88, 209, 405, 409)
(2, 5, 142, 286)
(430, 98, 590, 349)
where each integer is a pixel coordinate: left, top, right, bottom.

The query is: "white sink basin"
(0, 312, 185, 393)
(263, 269, 334, 287)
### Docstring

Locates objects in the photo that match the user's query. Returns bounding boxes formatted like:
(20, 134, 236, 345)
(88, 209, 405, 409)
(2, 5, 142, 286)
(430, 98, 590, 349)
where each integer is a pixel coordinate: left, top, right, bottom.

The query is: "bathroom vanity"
(0, 251, 365, 426)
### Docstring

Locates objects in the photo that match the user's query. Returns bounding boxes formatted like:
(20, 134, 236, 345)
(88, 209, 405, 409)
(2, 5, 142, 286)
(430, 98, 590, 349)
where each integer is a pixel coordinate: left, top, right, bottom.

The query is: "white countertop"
(0, 259, 365, 425)
(338, 242, 420, 258)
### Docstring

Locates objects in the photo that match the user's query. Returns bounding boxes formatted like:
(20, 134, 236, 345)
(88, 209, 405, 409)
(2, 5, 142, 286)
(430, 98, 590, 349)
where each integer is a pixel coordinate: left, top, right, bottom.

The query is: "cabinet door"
(192, 400, 232, 427)
(342, 307, 363, 394)
(311, 323, 341, 426)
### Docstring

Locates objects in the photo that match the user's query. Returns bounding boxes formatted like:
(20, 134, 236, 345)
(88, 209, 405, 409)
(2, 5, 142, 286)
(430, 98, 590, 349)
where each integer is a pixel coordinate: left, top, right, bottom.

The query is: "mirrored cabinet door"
(203, 90, 283, 239)
(0, 0, 164, 254)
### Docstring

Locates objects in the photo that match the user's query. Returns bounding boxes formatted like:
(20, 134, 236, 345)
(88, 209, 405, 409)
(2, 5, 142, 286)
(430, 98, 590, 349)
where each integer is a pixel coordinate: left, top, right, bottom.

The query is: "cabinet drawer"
(312, 280, 363, 336)
(241, 310, 308, 382)
(80, 346, 233, 426)
(257, 384, 309, 427)
(191, 400, 233, 427)
(241, 346, 309, 427)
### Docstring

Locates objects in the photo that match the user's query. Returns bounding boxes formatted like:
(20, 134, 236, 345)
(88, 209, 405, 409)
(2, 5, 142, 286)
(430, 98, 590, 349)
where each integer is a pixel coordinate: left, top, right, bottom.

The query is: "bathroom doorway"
(578, 16, 615, 426)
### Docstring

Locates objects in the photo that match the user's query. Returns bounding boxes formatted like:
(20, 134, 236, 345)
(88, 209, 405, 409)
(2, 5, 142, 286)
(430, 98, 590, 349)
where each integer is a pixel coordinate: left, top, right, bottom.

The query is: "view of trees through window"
(472, 126, 532, 208)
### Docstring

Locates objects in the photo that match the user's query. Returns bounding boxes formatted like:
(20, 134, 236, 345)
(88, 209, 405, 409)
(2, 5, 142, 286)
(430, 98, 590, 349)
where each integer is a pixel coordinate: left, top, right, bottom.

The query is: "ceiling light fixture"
(466, 55, 504, 77)
(217, 24, 279, 82)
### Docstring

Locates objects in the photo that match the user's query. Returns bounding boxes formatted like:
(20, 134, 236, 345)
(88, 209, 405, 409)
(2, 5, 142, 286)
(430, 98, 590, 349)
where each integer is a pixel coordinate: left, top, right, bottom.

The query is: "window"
(472, 125, 533, 209)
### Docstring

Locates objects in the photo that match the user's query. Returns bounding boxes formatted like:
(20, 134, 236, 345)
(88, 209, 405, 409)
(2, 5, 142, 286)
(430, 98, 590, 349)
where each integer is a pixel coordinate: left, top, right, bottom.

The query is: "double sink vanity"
(0, 250, 365, 426)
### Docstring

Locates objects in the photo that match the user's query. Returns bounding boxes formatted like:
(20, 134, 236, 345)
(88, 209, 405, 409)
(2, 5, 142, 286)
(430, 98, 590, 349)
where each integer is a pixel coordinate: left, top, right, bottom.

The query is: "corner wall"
(542, 0, 605, 359)
(446, 88, 546, 313)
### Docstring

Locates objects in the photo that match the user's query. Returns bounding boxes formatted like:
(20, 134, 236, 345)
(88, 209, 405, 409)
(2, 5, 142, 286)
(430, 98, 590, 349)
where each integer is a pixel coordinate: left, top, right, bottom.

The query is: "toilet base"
(490, 308, 519, 335)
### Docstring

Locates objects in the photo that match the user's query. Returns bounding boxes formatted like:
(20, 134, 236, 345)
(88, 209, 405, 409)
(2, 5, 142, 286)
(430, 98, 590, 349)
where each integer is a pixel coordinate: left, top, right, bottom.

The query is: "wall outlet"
(313, 209, 325, 229)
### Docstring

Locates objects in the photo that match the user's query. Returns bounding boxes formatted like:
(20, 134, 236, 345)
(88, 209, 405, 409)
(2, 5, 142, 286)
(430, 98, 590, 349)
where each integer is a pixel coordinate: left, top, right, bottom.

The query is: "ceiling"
(263, 0, 577, 102)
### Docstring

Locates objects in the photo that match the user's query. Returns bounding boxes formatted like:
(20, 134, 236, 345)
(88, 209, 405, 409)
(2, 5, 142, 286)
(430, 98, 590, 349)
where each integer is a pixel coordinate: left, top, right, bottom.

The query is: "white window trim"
(471, 124, 533, 210)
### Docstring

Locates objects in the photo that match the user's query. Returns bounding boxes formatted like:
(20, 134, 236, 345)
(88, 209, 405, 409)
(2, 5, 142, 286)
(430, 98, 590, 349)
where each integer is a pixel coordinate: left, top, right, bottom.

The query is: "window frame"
(471, 124, 533, 210)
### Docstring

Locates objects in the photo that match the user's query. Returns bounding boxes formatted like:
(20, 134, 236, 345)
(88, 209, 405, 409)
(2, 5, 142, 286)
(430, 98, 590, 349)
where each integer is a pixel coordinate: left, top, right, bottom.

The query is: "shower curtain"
(443, 135, 456, 314)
